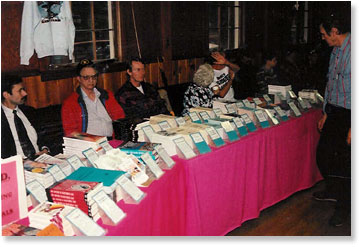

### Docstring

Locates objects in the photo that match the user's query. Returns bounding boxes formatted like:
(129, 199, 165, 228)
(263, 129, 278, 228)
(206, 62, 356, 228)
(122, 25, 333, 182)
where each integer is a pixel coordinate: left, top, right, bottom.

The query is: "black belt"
(325, 103, 350, 115)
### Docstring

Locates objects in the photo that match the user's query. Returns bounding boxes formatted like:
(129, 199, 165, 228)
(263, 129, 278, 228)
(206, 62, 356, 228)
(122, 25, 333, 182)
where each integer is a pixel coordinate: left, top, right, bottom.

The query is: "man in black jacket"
(115, 57, 169, 123)
(1, 74, 49, 159)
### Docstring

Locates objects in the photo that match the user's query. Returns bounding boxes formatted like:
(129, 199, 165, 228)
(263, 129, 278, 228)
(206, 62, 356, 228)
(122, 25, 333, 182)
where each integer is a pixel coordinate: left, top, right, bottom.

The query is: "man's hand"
(35, 148, 48, 157)
(347, 128, 351, 145)
(211, 52, 227, 65)
(318, 113, 327, 132)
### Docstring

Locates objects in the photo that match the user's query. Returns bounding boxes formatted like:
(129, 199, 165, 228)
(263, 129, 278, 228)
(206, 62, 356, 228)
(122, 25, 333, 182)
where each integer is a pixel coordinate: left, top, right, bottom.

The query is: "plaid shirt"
(325, 33, 351, 110)
(115, 81, 169, 120)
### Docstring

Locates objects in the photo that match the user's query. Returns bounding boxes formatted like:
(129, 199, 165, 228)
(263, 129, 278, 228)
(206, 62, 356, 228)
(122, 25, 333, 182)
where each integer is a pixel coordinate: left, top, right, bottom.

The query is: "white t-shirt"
(209, 66, 235, 102)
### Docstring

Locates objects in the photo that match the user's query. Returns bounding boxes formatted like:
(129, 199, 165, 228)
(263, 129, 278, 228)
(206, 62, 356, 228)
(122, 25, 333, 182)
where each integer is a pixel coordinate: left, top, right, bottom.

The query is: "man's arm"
(212, 69, 235, 98)
(318, 112, 327, 132)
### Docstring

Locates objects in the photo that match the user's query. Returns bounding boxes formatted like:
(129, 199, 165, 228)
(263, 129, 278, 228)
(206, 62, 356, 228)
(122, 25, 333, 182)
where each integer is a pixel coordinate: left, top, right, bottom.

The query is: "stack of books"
(62, 132, 107, 158)
(46, 179, 103, 221)
(149, 114, 178, 128)
(23, 160, 57, 188)
(268, 85, 292, 103)
(118, 141, 159, 161)
(66, 167, 126, 200)
(28, 201, 76, 236)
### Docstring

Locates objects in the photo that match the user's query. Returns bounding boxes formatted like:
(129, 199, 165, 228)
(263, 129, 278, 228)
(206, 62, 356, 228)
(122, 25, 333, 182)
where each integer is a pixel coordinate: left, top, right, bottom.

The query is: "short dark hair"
(320, 11, 351, 35)
(1, 73, 23, 101)
(76, 58, 97, 75)
(126, 57, 144, 72)
(262, 51, 277, 63)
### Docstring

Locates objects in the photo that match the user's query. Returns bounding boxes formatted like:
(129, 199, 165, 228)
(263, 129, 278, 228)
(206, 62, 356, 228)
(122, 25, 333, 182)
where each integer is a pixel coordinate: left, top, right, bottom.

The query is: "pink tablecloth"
(16, 110, 323, 236)
(177, 109, 323, 235)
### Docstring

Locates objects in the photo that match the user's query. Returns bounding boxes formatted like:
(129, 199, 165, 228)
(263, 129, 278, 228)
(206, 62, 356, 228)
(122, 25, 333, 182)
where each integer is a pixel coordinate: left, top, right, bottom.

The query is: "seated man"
(61, 59, 125, 138)
(1, 74, 49, 159)
(256, 51, 279, 95)
(115, 57, 169, 122)
(206, 51, 240, 102)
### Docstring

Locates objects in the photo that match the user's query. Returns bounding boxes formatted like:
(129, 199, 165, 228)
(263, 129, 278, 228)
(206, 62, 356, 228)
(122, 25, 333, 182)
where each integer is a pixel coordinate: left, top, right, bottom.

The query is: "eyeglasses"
(80, 74, 99, 80)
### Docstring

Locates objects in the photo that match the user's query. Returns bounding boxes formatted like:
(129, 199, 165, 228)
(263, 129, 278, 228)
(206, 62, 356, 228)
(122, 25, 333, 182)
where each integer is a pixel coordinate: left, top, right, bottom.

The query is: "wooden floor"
(226, 180, 351, 236)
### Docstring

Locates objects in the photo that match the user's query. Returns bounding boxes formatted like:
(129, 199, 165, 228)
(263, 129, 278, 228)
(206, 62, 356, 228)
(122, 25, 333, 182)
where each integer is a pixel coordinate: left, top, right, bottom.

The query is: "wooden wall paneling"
(144, 64, 151, 84)
(171, 60, 179, 85)
(22, 76, 41, 108)
(177, 60, 187, 84)
(150, 63, 160, 87)
(44, 80, 61, 106)
(58, 78, 75, 104)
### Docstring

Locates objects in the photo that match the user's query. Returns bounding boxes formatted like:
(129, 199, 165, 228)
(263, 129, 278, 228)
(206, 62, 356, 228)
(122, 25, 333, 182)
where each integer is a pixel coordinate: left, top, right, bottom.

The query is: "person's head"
(1, 74, 28, 109)
(126, 57, 145, 86)
(320, 12, 350, 47)
(262, 51, 278, 69)
(193, 64, 214, 88)
(76, 59, 99, 92)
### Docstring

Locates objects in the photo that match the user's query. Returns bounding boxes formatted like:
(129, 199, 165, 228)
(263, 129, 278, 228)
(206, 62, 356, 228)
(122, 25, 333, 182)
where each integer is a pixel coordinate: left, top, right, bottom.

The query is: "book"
(66, 167, 126, 194)
(119, 141, 159, 160)
(28, 201, 76, 236)
(64, 132, 107, 145)
(23, 160, 57, 188)
(2, 223, 40, 236)
(47, 179, 102, 200)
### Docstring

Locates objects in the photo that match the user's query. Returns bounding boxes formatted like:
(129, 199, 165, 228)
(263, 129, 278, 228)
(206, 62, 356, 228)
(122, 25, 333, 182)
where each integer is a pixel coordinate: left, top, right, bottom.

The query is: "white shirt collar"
(80, 87, 100, 99)
(2, 104, 19, 116)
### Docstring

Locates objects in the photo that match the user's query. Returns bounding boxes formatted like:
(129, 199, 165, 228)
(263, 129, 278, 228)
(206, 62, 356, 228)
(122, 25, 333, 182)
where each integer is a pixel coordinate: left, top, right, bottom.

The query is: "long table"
(102, 109, 323, 236)
(16, 109, 323, 236)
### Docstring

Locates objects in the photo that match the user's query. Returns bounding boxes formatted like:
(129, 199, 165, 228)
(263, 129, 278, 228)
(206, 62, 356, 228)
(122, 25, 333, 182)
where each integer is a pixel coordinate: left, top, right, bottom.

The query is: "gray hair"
(193, 64, 214, 87)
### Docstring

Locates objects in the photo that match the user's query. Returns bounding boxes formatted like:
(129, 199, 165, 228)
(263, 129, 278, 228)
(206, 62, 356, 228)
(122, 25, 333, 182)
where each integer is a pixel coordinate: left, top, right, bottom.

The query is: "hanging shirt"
(20, 1, 75, 65)
(1, 104, 40, 159)
(325, 33, 351, 110)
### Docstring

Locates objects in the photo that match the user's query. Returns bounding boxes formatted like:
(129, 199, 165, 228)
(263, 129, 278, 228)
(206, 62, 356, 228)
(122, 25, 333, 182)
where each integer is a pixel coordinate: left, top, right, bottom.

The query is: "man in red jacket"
(61, 59, 125, 138)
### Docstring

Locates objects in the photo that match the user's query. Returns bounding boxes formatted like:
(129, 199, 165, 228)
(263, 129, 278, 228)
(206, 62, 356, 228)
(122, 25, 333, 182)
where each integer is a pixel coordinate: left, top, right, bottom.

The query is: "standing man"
(61, 59, 125, 138)
(115, 57, 169, 122)
(207, 51, 240, 102)
(1, 74, 49, 159)
(313, 13, 351, 227)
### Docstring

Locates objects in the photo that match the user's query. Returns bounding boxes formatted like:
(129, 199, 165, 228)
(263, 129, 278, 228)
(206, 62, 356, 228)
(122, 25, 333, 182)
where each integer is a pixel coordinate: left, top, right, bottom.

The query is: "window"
(209, 1, 242, 51)
(71, 1, 115, 62)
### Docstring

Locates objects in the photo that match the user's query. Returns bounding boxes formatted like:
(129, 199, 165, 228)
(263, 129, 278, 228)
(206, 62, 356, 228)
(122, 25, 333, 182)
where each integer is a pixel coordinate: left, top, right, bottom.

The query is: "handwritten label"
(213, 108, 222, 117)
(158, 120, 171, 130)
(92, 190, 126, 225)
(65, 208, 106, 236)
(82, 148, 99, 166)
(188, 112, 201, 122)
(154, 145, 175, 168)
(175, 117, 186, 126)
(26, 180, 47, 204)
(116, 176, 145, 203)
(67, 155, 85, 170)
(48, 164, 66, 182)
(173, 137, 196, 159)
(141, 152, 164, 179)
(199, 111, 211, 121)
(99, 141, 113, 152)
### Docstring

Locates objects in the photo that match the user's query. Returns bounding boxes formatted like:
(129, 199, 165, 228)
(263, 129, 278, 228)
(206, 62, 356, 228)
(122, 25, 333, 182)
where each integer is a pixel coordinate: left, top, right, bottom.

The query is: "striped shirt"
(324, 33, 351, 110)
